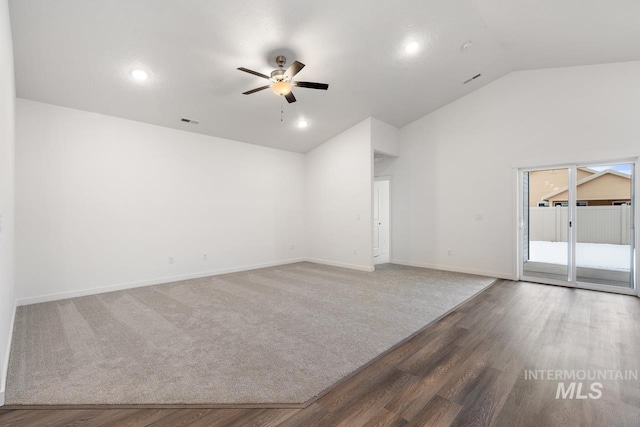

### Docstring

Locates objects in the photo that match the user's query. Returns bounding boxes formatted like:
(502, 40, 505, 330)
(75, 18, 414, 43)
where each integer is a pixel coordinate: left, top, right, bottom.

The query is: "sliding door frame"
(517, 158, 639, 296)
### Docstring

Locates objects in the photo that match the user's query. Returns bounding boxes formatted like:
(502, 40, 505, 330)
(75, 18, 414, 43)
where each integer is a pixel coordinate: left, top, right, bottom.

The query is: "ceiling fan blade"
(284, 61, 305, 79)
(293, 81, 329, 90)
(285, 91, 296, 104)
(242, 85, 270, 95)
(237, 67, 270, 80)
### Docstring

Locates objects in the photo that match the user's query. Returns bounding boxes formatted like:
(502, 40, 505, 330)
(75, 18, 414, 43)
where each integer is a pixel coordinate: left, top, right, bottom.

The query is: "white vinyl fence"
(530, 206, 631, 245)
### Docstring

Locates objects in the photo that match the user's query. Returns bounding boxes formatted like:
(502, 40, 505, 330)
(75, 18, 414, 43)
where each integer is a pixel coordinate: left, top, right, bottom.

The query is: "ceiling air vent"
(463, 73, 482, 84)
(181, 118, 199, 124)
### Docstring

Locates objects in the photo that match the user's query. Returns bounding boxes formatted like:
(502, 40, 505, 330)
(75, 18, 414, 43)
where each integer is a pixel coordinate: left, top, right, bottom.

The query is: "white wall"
(388, 61, 640, 279)
(15, 59, 640, 312)
(371, 118, 400, 157)
(0, 0, 15, 405)
(306, 118, 374, 271)
(16, 99, 307, 303)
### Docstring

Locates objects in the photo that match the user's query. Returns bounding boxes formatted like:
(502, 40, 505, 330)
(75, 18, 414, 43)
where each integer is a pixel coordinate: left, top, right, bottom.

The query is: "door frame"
(373, 176, 392, 266)
(516, 158, 639, 296)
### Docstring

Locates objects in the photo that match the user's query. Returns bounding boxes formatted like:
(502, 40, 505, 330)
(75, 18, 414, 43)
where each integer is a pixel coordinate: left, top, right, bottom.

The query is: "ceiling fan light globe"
(272, 81, 292, 96)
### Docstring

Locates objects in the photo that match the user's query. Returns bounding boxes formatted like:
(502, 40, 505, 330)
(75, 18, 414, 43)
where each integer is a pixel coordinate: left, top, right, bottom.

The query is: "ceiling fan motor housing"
(271, 69, 286, 81)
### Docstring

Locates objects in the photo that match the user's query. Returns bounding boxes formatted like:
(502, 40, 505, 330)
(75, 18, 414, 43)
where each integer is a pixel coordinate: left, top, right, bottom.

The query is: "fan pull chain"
(280, 96, 284, 122)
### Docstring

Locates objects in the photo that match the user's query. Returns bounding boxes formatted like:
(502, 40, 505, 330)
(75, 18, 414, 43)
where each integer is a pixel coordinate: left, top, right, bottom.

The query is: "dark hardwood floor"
(1, 280, 639, 426)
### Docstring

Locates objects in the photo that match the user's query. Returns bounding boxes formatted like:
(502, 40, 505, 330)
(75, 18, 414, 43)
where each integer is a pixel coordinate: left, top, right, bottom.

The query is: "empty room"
(1, 1, 639, 426)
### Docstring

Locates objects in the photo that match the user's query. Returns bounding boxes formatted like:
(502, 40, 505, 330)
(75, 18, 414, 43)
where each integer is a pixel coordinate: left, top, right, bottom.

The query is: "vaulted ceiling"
(9, 0, 640, 153)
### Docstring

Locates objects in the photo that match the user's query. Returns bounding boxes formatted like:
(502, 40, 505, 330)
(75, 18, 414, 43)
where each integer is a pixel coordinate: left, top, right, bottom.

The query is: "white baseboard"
(305, 258, 375, 272)
(391, 259, 515, 281)
(17, 258, 307, 306)
(1, 299, 17, 407)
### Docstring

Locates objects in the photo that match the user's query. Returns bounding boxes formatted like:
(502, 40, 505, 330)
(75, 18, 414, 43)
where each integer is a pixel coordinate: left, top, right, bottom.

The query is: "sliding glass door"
(575, 163, 634, 288)
(522, 168, 570, 282)
(520, 162, 636, 293)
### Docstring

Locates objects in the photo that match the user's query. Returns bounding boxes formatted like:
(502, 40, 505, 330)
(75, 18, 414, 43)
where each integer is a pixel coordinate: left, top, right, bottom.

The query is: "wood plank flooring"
(2, 280, 639, 426)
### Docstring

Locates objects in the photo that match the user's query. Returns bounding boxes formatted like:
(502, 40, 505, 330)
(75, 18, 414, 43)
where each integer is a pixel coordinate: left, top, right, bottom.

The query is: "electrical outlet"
(290, 245, 295, 251)
(169, 256, 174, 264)
(203, 253, 208, 260)
(353, 248, 357, 255)
(447, 249, 452, 256)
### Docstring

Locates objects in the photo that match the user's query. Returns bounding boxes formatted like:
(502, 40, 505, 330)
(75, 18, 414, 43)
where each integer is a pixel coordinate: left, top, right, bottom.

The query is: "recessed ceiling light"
(405, 41, 420, 54)
(131, 69, 148, 81)
(297, 119, 308, 129)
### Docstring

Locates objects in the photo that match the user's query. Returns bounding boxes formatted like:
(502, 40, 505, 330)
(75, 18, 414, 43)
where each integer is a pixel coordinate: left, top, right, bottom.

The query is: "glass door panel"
(522, 168, 570, 282)
(575, 163, 634, 288)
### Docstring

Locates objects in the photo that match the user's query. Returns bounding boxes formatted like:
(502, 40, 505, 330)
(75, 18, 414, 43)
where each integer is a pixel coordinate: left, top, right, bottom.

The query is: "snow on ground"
(529, 241, 631, 271)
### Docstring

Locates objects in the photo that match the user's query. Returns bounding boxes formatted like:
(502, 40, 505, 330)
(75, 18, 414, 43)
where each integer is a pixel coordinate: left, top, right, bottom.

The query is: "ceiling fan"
(238, 56, 329, 104)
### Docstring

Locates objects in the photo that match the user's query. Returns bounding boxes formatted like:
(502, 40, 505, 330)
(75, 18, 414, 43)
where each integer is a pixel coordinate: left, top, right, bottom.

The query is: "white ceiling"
(9, 0, 640, 153)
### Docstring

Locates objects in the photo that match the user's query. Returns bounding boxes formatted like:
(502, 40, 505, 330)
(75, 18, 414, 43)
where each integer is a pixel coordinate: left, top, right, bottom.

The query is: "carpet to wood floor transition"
(5, 262, 495, 405)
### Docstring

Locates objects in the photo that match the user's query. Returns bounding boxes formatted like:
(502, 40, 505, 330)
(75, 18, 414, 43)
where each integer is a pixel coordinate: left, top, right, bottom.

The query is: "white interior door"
(374, 180, 390, 264)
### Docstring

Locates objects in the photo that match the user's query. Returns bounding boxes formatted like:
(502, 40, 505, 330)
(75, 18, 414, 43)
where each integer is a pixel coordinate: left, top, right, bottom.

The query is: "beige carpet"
(6, 262, 495, 405)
